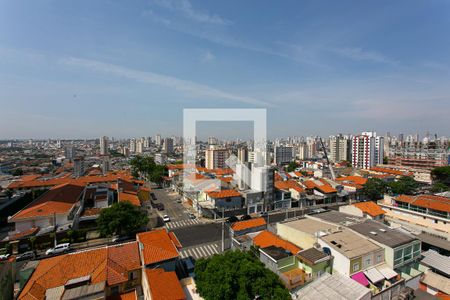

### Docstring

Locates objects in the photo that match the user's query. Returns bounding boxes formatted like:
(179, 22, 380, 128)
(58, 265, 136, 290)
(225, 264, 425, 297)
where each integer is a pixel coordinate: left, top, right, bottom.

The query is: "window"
(376, 254, 382, 263)
(353, 262, 360, 272)
(111, 286, 119, 295)
(129, 271, 135, 280)
(364, 258, 371, 268)
(403, 245, 413, 261)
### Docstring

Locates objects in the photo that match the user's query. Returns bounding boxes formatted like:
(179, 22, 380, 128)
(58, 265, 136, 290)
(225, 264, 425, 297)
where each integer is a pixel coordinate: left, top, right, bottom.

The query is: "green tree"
(286, 162, 299, 172)
(431, 166, 450, 187)
(195, 250, 291, 300)
(362, 178, 387, 200)
(388, 176, 419, 195)
(430, 182, 449, 193)
(97, 201, 149, 237)
(130, 155, 167, 185)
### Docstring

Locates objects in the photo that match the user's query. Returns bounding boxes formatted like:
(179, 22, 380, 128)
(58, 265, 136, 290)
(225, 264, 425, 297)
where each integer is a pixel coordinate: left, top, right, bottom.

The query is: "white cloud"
(150, 0, 231, 25)
(333, 47, 396, 64)
(60, 57, 272, 107)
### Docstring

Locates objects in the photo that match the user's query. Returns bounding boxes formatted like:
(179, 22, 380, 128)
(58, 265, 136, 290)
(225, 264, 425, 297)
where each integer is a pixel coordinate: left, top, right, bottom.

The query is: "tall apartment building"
(352, 131, 384, 169)
(163, 138, 174, 154)
(329, 134, 351, 163)
(237, 147, 248, 163)
(307, 139, 318, 158)
(73, 157, 85, 177)
(251, 166, 275, 210)
(155, 134, 162, 146)
(129, 138, 136, 153)
(64, 145, 74, 161)
(205, 145, 230, 169)
(101, 155, 110, 175)
(296, 142, 309, 160)
(274, 146, 293, 165)
(99, 136, 108, 155)
(136, 140, 144, 153)
(249, 150, 270, 166)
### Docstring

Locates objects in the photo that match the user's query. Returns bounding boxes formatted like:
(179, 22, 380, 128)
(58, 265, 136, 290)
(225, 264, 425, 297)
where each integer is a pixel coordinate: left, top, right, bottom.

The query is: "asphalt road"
(152, 188, 191, 222)
(172, 223, 230, 248)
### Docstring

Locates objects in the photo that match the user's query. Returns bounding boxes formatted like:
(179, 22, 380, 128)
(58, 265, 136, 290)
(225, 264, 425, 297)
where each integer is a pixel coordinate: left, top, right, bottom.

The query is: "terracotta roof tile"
(206, 189, 241, 198)
(353, 202, 386, 217)
(253, 231, 301, 254)
(336, 176, 368, 185)
(274, 180, 304, 193)
(137, 229, 179, 265)
(231, 217, 266, 231)
(396, 194, 450, 213)
(145, 269, 186, 300)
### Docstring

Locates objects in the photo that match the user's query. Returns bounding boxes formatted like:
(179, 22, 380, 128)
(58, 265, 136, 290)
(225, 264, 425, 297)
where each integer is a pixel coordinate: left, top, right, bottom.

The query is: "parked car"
(16, 251, 35, 261)
(226, 216, 239, 223)
(163, 215, 171, 222)
(151, 193, 157, 200)
(0, 254, 10, 261)
(176, 199, 182, 203)
(182, 257, 195, 278)
(46, 243, 70, 256)
(188, 213, 196, 219)
(259, 211, 268, 217)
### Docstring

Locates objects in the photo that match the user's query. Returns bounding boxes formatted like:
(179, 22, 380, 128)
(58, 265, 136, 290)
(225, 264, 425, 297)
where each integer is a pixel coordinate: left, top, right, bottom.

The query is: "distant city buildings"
(99, 136, 108, 155)
(205, 145, 230, 169)
(274, 145, 293, 165)
(329, 134, 351, 163)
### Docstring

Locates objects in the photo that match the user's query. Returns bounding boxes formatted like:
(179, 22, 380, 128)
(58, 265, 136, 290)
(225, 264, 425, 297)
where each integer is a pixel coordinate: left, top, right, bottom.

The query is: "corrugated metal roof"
(421, 250, 450, 276)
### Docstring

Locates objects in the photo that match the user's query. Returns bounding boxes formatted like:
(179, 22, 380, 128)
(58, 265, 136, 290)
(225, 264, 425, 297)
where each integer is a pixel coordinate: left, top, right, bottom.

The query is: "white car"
(0, 254, 10, 261)
(46, 243, 70, 256)
(163, 215, 170, 222)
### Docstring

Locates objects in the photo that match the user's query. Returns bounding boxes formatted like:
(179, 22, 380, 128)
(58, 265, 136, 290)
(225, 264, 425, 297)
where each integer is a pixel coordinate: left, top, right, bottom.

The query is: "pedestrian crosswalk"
(180, 242, 221, 260)
(165, 219, 202, 230)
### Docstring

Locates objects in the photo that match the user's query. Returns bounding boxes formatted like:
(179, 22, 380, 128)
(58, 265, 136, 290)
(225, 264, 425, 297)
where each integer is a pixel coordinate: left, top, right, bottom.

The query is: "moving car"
(240, 214, 252, 221)
(111, 235, 131, 243)
(163, 215, 170, 222)
(46, 243, 70, 256)
(16, 251, 35, 261)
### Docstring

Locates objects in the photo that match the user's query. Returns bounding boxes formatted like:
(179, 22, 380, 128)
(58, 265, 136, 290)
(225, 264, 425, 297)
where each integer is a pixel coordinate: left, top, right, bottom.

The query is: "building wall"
(276, 224, 316, 250)
(318, 239, 351, 276)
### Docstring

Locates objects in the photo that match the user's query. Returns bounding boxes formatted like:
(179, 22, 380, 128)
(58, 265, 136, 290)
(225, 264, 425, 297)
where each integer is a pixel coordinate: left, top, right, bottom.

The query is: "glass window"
(353, 262, 360, 272)
(376, 254, 382, 263)
(364, 258, 371, 267)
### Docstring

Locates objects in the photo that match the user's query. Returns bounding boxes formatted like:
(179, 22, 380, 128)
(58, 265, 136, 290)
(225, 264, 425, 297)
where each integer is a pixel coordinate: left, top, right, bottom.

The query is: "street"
(152, 188, 192, 222)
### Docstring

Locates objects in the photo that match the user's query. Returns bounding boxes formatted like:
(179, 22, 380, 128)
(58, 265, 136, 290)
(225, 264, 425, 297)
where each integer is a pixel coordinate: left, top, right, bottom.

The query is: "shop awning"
(364, 268, 385, 283)
(377, 265, 398, 280)
(351, 272, 369, 286)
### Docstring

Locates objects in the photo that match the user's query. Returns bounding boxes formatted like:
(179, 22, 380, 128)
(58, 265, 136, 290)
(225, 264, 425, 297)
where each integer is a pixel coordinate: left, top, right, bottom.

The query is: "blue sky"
(0, 0, 449, 139)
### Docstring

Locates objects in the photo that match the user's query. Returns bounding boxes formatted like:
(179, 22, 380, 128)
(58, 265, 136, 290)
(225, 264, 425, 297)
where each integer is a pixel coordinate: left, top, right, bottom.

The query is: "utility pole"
(53, 212, 57, 247)
(221, 207, 225, 252)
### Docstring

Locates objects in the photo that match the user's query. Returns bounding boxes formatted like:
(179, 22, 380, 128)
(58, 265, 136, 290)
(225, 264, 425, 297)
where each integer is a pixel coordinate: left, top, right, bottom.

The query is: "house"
(18, 242, 141, 299)
(339, 201, 386, 221)
(205, 190, 242, 209)
(8, 182, 85, 240)
(335, 176, 368, 201)
(276, 217, 340, 249)
(230, 217, 266, 237)
(296, 247, 333, 281)
(274, 180, 305, 209)
(318, 229, 385, 276)
(291, 272, 372, 300)
(142, 269, 186, 300)
(302, 179, 339, 205)
(418, 250, 450, 298)
(136, 229, 182, 273)
(348, 220, 421, 270)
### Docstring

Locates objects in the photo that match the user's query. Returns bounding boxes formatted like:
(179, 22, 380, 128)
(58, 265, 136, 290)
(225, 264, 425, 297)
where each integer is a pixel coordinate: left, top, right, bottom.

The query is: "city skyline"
(1, 0, 450, 139)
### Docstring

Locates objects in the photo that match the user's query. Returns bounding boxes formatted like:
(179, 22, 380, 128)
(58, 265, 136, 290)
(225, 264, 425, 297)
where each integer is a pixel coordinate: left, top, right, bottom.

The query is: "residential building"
(73, 157, 85, 177)
(205, 146, 230, 169)
(163, 138, 174, 154)
(318, 229, 385, 276)
(329, 134, 351, 163)
(352, 131, 384, 169)
(18, 242, 141, 299)
(129, 139, 136, 153)
(142, 269, 186, 300)
(155, 153, 167, 165)
(136, 140, 144, 154)
(204, 190, 242, 210)
(237, 147, 248, 163)
(8, 182, 85, 238)
(64, 145, 74, 161)
(339, 201, 386, 221)
(230, 217, 267, 237)
(274, 146, 293, 165)
(99, 136, 108, 155)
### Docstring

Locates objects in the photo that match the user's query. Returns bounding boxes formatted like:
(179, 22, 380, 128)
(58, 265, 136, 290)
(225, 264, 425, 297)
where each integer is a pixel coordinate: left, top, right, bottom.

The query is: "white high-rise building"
(129, 138, 136, 153)
(155, 134, 162, 146)
(136, 140, 144, 153)
(99, 136, 108, 155)
(237, 147, 248, 163)
(329, 134, 351, 163)
(352, 131, 384, 169)
(296, 143, 309, 160)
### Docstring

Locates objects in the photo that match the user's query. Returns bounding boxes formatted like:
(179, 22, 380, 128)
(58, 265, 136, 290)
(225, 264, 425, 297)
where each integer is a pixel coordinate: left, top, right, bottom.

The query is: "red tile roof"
(396, 194, 450, 213)
(370, 167, 413, 177)
(206, 189, 241, 198)
(231, 217, 266, 232)
(19, 242, 140, 300)
(274, 180, 304, 193)
(353, 202, 386, 217)
(145, 269, 186, 300)
(303, 179, 337, 194)
(253, 230, 301, 255)
(137, 229, 180, 265)
(9, 183, 85, 221)
(336, 176, 368, 186)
